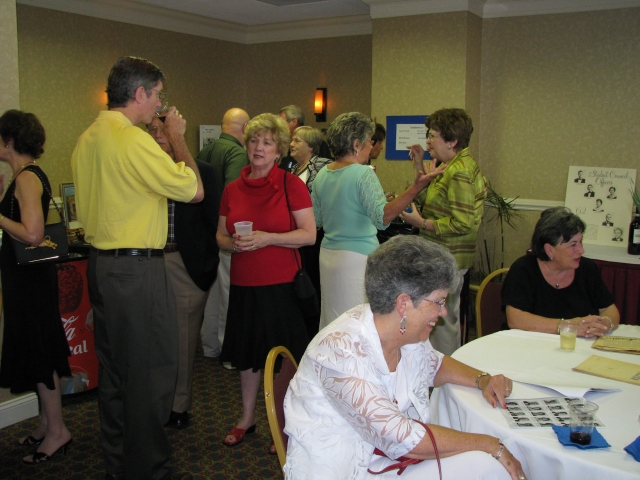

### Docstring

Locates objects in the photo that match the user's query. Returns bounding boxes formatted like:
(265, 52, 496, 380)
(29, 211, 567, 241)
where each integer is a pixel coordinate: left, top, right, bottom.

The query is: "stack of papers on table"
(592, 336, 640, 355)
(510, 366, 621, 398)
(573, 355, 640, 386)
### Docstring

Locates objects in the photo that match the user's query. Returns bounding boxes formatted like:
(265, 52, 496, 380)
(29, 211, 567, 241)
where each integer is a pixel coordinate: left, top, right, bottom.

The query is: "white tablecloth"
(431, 326, 640, 480)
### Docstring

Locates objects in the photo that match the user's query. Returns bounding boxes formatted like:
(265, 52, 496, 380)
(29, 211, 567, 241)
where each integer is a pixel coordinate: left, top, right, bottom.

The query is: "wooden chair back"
(475, 268, 509, 337)
(264, 346, 299, 471)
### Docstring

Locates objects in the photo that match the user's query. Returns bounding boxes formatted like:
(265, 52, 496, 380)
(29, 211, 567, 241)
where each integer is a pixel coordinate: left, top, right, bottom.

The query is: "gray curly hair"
(366, 236, 457, 314)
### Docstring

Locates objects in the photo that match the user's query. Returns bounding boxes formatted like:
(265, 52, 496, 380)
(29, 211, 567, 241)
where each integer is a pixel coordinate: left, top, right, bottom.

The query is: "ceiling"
(17, 0, 640, 44)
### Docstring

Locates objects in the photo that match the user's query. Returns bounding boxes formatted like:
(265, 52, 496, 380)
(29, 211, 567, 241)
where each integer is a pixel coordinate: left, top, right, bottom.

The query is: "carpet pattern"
(0, 352, 283, 479)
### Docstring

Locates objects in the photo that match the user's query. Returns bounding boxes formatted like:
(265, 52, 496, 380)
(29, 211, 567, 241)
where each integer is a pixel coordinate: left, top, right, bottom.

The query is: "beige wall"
(371, 12, 482, 195)
(246, 36, 371, 129)
(480, 8, 640, 201)
(17, 5, 246, 191)
(16, 5, 372, 193)
(479, 8, 640, 270)
(0, 0, 20, 184)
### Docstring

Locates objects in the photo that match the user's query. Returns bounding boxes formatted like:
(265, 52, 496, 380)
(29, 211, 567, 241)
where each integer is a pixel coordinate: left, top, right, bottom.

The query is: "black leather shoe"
(160, 471, 193, 480)
(166, 410, 189, 429)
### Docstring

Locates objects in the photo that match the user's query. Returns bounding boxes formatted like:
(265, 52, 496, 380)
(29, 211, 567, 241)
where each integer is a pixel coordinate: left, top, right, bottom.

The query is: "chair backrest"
(264, 346, 299, 471)
(475, 268, 509, 337)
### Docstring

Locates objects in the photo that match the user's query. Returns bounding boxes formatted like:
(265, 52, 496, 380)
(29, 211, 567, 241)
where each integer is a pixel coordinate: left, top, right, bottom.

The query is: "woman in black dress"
(0, 110, 72, 463)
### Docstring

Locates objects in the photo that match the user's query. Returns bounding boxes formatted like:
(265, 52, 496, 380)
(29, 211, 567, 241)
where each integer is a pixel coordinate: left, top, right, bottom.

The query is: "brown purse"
(367, 419, 442, 479)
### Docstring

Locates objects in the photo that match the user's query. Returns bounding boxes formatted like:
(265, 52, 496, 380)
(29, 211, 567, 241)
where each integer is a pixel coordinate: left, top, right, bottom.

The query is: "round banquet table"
(430, 326, 640, 480)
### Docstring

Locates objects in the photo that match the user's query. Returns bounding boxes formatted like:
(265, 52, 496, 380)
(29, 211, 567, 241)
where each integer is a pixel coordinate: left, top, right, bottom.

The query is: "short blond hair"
(293, 126, 322, 155)
(244, 113, 290, 158)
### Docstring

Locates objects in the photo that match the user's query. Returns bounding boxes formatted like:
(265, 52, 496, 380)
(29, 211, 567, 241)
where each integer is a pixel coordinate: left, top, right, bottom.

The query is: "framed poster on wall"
(385, 115, 432, 160)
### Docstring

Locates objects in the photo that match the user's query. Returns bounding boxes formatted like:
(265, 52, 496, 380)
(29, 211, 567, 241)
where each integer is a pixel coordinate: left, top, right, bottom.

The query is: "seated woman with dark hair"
(502, 207, 619, 337)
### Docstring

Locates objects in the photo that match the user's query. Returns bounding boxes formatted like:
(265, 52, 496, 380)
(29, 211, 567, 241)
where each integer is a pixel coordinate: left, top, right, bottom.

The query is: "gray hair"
(279, 105, 305, 126)
(531, 207, 586, 261)
(365, 236, 457, 314)
(106, 56, 165, 109)
(326, 112, 375, 159)
(293, 126, 322, 155)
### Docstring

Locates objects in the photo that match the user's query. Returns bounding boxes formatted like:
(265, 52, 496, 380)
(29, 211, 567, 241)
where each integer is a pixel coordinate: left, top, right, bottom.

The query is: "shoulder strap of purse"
(282, 171, 302, 270)
(366, 420, 442, 479)
(10, 166, 65, 221)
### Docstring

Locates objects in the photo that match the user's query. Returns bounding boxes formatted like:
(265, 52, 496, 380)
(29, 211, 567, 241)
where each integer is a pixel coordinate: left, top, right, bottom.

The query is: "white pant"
(318, 248, 368, 331)
(366, 450, 511, 480)
(428, 268, 466, 356)
(200, 251, 231, 357)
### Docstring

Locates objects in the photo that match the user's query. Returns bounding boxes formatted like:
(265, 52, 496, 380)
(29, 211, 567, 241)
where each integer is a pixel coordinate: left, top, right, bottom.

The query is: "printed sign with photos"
(564, 167, 637, 246)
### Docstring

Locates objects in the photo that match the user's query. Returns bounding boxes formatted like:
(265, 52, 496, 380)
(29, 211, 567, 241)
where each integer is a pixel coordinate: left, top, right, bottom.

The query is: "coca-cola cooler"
(56, 257, 98, 395)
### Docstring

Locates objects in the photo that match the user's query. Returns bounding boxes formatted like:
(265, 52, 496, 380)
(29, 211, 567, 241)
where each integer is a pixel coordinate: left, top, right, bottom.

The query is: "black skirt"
(220, 282, 309, 372)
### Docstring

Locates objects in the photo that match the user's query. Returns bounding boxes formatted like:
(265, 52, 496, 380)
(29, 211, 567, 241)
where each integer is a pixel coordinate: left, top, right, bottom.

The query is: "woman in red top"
(217, 113, 316, 448)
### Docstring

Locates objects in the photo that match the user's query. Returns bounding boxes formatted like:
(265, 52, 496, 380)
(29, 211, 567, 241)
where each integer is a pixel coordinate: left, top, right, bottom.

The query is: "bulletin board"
(385, 115, 432, 160)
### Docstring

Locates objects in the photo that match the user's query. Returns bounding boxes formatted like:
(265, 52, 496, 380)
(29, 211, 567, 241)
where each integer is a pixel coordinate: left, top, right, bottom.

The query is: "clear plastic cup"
(568, 399, 599, 445)
(234, 221, 253, 236)
(559, 319, 578, 351)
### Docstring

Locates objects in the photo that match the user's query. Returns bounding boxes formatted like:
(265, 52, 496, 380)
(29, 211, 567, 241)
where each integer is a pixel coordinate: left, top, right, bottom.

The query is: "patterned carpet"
(0, 351, 283, 480)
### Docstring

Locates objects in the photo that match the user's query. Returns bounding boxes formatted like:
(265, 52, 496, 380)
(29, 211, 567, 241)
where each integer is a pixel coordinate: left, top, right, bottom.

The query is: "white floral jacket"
(283, 304, 444, 479)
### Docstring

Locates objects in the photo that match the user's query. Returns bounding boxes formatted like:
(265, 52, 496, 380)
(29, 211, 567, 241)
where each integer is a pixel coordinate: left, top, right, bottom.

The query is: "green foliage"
(472, 182, 521, 284)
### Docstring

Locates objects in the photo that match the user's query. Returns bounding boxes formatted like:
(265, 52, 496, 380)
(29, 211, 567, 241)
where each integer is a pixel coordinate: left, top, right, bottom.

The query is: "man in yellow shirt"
(71, 56, 203, 480)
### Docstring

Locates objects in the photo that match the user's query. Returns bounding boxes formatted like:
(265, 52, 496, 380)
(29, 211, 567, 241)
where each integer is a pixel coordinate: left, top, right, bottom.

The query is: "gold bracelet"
(475, 372, 490, 389)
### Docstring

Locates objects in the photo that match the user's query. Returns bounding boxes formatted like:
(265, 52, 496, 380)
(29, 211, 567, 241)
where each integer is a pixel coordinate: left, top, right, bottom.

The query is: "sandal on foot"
(18, 435, 44, 446)
(223, 425, 256, 447)
(23, 438, 72, 464)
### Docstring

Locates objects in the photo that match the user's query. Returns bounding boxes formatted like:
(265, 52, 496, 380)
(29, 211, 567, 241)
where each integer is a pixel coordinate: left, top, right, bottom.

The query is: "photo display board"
(564, 167, 637, 246)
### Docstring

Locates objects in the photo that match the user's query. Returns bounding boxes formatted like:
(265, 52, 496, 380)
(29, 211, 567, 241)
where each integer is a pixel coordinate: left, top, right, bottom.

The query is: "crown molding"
(364, 0, 640, 19)
(17, 0, 371, 44)
(245, 14, 372, 44)
(365, 0, 485, 18)
(18, 0, 246, 43)
(482, 0, 640, 18)
(17, 0, 640, 43)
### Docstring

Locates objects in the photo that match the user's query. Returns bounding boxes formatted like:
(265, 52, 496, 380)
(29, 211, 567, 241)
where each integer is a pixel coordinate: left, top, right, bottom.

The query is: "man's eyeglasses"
(151, 88, 167, 102)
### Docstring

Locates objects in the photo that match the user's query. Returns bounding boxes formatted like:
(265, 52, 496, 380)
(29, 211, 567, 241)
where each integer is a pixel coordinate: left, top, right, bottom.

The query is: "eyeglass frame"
(426, 132, 443, 142)
(423, 297, 447, 309)
(150, 88, 167, 102)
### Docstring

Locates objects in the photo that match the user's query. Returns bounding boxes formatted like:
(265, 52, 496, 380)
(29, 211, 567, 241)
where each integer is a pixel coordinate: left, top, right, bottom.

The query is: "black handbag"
(11, 166, 69, 265)
(283, 173, 319, 318)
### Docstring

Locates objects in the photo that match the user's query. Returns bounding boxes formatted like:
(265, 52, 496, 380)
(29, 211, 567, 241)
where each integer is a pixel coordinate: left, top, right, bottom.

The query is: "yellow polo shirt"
(71, 110, 197, 249)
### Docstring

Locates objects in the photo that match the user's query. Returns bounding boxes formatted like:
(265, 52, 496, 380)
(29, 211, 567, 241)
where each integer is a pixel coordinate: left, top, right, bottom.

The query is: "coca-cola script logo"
(62, 315, 88, 356)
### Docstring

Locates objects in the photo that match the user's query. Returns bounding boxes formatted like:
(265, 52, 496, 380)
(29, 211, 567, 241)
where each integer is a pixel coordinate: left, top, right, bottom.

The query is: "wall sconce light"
(314, 87, 327, 123)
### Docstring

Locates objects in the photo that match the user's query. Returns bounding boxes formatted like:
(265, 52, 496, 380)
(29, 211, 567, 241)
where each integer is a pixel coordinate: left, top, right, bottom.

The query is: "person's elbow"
(189, 186, 204, 204)
(302, 227, 316, 246)
(26, 231, 45, 247)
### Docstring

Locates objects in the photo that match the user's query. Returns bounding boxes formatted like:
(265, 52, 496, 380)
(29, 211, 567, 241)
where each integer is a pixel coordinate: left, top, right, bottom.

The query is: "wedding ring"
(519, 475, 525, 480)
